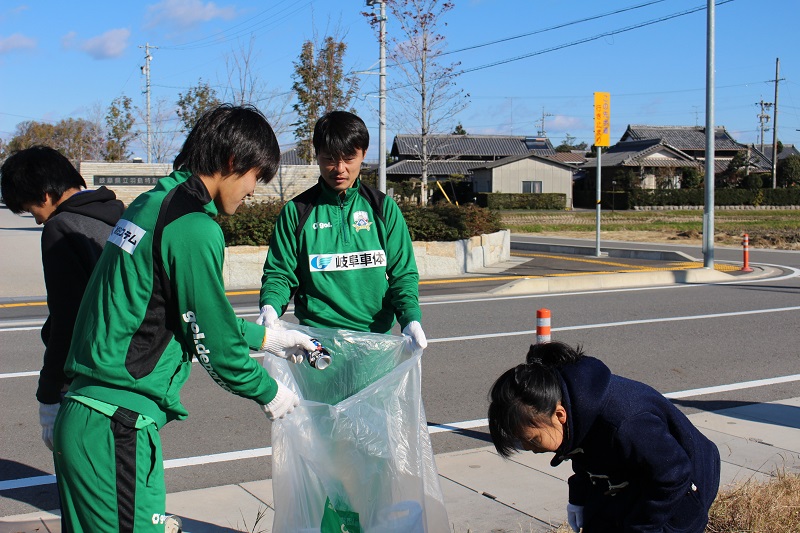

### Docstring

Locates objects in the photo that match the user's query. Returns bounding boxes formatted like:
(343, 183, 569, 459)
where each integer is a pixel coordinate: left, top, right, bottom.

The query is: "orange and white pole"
(741, 234, 753, 272)
(536, 309, 551, 344)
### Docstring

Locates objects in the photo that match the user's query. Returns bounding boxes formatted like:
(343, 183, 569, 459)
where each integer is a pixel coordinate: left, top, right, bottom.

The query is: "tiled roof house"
(387, 134, 555, 181)
(582, 125, 772, 189)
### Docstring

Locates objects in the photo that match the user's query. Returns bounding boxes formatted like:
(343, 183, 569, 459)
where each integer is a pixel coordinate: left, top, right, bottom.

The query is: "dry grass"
(501, 209, 800, 250)
(537, 473, 800, 532)
(707, 472, 800, 532)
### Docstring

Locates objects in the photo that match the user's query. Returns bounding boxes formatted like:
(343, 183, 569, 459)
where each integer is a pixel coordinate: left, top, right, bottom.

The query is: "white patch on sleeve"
(108, 219, 146, 255)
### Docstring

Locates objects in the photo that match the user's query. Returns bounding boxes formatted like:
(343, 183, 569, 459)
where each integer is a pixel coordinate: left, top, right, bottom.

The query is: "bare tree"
(366, 0, 468, 205)
(85, 101, 108, 160)
(223, 36, 294, 142)
(138, 97, 181, 163)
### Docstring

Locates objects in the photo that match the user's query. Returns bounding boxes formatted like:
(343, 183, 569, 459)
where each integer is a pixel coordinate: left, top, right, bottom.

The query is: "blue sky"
(1, 0, 797, 162)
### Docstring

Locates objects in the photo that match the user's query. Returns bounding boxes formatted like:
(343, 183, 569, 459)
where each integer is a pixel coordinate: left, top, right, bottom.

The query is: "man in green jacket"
(54, 105, 317, 532)
(258, 111, 426, 349)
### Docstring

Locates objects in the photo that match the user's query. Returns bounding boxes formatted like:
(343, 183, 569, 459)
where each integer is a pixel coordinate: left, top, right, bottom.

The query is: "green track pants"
(53, 398, 168, 532)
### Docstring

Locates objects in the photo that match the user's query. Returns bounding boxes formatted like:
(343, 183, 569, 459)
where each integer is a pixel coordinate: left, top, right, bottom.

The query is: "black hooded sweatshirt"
(551, 356, 720, 533)
(37, 187, 124, 404)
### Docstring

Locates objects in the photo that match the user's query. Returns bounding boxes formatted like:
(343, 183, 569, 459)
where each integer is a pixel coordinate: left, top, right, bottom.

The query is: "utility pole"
(537, 107, 554, 138)
(139, 43, 157, 164)
(771, 58, 781, 189)
(755, 99, 772, 154)
(703, 0, 715, 269)
(366, 1, 387, 194)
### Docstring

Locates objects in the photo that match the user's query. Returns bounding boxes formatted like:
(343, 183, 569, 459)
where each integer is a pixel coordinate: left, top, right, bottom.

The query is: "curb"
(488, 267, 737, 296)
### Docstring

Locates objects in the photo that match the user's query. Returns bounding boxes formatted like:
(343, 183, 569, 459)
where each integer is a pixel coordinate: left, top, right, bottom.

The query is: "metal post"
(595, 147, 602, 256)
(378, 0, 387, 193)
(703, 0, 715, 269)
(772, 57, 780, 189)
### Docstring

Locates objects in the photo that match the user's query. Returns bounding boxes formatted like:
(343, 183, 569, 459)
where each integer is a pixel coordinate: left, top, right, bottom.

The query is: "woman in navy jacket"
(488, 341, 720, 532)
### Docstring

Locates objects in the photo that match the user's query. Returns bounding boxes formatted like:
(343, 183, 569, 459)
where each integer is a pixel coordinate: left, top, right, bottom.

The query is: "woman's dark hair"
(312, 111, 369, 160)
(173, 104, 279, 183)
(0, 146, 86, 214)
(488, 341, 584, 458)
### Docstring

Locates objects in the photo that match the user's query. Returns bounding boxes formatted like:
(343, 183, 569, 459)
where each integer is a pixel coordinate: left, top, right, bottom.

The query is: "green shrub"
(216, 200, 503, 246)
(400, 203, 503, 241)
(476, 193, 566, 209)
(215, 201, 283, 246)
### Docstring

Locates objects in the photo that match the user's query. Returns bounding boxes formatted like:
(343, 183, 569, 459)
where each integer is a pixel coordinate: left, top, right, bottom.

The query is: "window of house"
(522, 181, 542, 193)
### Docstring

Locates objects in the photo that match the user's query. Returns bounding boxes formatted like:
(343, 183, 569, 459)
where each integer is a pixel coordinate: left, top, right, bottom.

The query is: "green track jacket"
(260, 178, 421, 333)
(65, 171, 277, 428)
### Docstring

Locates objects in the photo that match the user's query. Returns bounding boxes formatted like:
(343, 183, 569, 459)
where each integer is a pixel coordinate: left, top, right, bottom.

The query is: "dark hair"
(488, 341, 584, 457)
(173, 104, 279, 184)
(0, 146, 86, 214)
(312, 111, 369, 159)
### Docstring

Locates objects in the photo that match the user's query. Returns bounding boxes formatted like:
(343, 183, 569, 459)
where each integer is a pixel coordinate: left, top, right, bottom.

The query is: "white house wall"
(490, 159, 573, 205)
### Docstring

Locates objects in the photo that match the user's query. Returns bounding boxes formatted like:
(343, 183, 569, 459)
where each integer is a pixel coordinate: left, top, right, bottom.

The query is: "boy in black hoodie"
(1, 146, 124, 450)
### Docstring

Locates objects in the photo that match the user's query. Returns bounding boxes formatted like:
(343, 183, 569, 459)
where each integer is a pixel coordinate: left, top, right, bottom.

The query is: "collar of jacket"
(550, 356, 612, 467)
(164, 169, 218, 216)
(317, 177, 362, 206)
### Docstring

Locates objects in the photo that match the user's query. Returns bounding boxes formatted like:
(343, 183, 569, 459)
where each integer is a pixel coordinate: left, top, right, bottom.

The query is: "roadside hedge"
(215, 201, 283, 246)
(628, 188, 800, 207)
(476, 192, 567, 210)
(400, 203, 503, 241)
(216, 200, 503, 246)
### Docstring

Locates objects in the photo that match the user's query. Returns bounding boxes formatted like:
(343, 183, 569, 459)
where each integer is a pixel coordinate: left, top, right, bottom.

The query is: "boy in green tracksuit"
(53, 105, 317, 533)
(258, 111, 427, 350)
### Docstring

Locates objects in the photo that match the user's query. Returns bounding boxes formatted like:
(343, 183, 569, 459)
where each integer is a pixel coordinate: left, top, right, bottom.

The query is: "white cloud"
(79, 28, 131, 59)
(0, 33, 36, 54)
(61, 31, 77, 50)
(145, 0, 237, 30)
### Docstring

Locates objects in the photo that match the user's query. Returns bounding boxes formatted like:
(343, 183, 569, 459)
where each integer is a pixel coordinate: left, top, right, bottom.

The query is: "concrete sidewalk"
(3, 397, 799, 533)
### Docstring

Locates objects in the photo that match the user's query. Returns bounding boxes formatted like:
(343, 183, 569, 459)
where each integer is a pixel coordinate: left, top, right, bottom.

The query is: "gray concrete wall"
(223, 229, 511, 289)
(78, 161, 318, 206)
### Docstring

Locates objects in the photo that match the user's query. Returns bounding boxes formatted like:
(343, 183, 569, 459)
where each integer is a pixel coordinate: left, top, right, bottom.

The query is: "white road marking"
(4, 374, 800, 491)
(4, 305, 800, 378)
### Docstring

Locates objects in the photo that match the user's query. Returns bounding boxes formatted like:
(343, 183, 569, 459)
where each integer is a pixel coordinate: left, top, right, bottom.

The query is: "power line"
(443, 0, 668, 58)
(383, 0, 735, 94)
(459, 0, 735, 76)
(360, 0, 668, 74)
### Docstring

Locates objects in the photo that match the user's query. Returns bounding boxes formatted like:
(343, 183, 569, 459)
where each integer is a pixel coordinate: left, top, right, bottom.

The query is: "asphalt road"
(2, 237, 800, 518)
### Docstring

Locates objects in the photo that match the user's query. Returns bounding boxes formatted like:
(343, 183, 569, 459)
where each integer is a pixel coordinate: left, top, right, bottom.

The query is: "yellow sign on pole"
(594, 92, 610, 147)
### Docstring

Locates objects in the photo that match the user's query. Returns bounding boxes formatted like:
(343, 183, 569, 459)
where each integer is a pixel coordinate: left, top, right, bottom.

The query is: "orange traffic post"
(741, 234, 753, 272)
(536, 308, 551, 344)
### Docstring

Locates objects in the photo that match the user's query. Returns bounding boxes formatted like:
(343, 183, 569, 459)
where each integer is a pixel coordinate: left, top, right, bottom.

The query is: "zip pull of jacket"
(338, 196, 349, 245)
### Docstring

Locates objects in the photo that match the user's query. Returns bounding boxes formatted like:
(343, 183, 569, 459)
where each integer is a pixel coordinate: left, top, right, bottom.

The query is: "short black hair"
(0, 146, 86, 214)
(173, 104, 280, 183)
(312, 111, 369, 160)
(488, 341, 584, 457)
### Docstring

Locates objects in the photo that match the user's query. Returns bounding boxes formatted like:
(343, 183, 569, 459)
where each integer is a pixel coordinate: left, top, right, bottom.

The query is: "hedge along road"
(3, 244, 800, 517)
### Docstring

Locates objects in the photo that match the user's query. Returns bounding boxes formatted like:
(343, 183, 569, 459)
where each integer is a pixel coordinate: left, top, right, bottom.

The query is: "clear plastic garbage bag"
(263, 322, 449, 533)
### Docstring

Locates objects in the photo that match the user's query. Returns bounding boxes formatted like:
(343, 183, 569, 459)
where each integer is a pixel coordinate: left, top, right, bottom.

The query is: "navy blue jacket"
(551, 357, 720, 532)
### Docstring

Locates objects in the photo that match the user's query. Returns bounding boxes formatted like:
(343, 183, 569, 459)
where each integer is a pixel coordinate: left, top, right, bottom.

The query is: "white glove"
(566, 502, 584, 532)
(39, 402, 60, 451)
(261, 381, 299, 421)
(402, 321, 428, 350)
(262, 328, 317, 364)
(256, 304, 279, 327)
